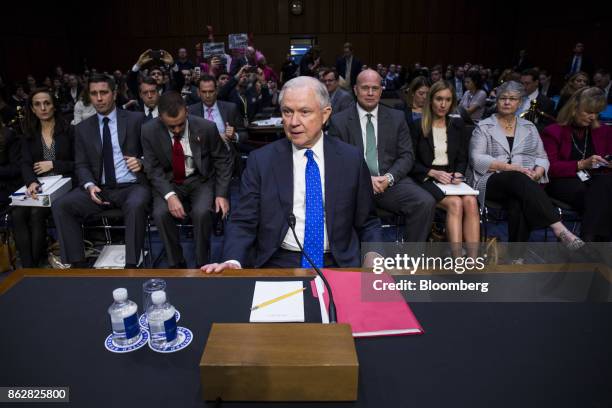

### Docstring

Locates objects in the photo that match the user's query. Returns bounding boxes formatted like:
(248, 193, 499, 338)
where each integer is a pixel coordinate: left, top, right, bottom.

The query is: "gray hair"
(496, 80, 526, 102)
(279, 76, 331, 109)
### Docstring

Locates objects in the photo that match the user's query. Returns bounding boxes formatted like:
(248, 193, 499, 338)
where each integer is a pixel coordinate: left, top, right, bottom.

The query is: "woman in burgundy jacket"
(541, 87, 612, 241)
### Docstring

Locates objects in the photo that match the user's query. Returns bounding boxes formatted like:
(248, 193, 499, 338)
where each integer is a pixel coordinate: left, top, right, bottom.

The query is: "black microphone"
(288, 213, 337, 323)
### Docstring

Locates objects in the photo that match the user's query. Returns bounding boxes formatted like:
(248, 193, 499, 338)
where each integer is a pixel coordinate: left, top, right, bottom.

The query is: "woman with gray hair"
(468, 81, 583, 247)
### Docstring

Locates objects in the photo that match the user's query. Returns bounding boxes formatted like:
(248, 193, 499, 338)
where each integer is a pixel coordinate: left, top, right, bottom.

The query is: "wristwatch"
(385, 173, 395, 187)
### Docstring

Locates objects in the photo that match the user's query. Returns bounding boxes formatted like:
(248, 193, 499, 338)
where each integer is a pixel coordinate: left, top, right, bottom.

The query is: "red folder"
(310, 269, 424, 338)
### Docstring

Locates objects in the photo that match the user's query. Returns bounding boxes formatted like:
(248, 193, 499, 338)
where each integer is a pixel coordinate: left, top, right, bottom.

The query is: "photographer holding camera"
(126, 49, 185, 104)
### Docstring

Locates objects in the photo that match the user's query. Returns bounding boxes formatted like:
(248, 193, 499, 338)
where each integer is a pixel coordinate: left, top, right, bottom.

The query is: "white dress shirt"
(145, 105, 159, 119)
(281, 133, 329, 252)
(518, 89, 539, 116)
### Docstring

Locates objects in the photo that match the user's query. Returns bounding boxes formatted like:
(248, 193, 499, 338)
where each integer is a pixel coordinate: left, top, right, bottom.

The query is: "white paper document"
(434, 181, 479, 196)
(249, 281, 305, 323)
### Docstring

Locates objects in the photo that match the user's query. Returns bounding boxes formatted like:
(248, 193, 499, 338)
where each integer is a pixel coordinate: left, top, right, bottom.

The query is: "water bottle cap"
(151, 290, 166, 305)
(112, 288, 128, 302)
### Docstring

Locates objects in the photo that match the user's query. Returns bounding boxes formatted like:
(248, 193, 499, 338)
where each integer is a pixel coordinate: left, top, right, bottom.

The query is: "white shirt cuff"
(164, 191, 177, 201)
(132, 64, 140, 72)
(226, 260, 242, 268)
(84, 182, 95, 191)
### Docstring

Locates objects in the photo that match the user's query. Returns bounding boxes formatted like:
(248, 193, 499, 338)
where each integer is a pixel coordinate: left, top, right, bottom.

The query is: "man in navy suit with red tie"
(201, 76, 381, 272)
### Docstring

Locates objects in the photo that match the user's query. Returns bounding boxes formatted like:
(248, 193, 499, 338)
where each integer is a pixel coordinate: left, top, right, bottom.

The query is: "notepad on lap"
(249, 281, 305, 323)
(311, 270, 424, 338)
(434, 181, 479, 196)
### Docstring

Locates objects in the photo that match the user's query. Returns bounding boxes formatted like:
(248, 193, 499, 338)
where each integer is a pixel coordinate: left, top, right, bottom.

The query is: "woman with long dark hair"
(12, 88, 74, 267)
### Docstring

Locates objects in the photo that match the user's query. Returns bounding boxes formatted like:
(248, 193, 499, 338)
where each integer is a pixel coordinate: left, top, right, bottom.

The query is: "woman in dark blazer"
(411, 80, 479, 257)
(542, 87, 612, 241)
(12, 88, 74, 267)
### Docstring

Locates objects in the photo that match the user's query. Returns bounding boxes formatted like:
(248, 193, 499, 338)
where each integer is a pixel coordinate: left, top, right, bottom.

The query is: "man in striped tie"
(202, 76, 381, 273)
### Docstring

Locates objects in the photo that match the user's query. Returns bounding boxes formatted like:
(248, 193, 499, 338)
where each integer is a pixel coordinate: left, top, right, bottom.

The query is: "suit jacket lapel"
(323, 136, 339, 242)
(376, 106, 388, 170)
(90, 116, 102, 156)
(217, 102, 228, 123)
(490, 116, 511, 154)
(188, 121, 202, 173)
(348, 107, 364, 153)
(273, 140, 293, 221)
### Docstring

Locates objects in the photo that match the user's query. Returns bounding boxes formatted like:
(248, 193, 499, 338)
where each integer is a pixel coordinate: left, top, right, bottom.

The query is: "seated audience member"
(280, 53, 298, 85)
(0, 93, 17, 126)
(136, 77, 161, 122)
(71, 88, 96, 125)
(217, 65, 269, 124)
(518, 68, 555, 131)
(0, 122, 21, 210)
(458, 70, 487, 122)
(453, 66, 465, 99)
(175, 47, 195, 71)
(127, 49, 185, 98)
(592, 69, 612, 104)
(430, 65, 442, 83)
(263, 80, 281, 114)
(328, 69, 436, 242)
(300, 46, 323, 78)
(201, 76, 381, 272)
(52, 74, 150, 268)
(180, 70, 200, 105)
(541, 87, 612, 241)
(538, 70, 558, 98)
(13, 88, 74, 267)
(188, 75, 247, 156)
(555, 71, 589, 115)
(411, 80, 479, 257)
(9, 84, 28, 109)
(468, 81, 583, 246)
(399, 76, 430, 128)
(321, 68, 353, 115)
(142, 92, 232, 267)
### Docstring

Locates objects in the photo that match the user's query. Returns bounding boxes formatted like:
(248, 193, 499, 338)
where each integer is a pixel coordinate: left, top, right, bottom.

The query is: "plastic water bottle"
(108, 288, 140, 346)
(147, 290, 178, 349)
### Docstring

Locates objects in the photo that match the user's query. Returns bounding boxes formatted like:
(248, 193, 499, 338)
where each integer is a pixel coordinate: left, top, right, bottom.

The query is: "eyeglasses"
(499, 97, 521, 102)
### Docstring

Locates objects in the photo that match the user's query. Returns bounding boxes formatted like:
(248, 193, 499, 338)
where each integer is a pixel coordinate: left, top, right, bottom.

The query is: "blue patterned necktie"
(302, 149, 324, 268)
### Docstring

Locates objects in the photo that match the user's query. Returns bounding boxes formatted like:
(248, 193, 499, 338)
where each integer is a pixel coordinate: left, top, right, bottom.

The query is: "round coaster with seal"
(104, 328, 149, 353)
(139, 309, 181, 329)
(148, 326, 193, 353)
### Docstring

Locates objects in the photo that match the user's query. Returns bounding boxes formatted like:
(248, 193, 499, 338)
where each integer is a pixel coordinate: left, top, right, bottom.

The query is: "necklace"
(499, 116, 515, 131)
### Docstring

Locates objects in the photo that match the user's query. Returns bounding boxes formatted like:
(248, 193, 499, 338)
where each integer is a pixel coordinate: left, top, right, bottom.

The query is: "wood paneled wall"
(1, 0, 610, 85)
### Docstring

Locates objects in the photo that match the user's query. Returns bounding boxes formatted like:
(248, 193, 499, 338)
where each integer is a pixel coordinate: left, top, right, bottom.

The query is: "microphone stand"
(288, 214, 337, 323)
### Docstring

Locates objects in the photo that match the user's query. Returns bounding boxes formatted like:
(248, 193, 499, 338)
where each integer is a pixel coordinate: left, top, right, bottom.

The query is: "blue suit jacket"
(223, 135, 382, 267)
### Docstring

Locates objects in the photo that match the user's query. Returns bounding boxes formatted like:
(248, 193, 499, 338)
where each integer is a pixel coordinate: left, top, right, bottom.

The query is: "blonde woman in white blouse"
(411, 80, 479, 257)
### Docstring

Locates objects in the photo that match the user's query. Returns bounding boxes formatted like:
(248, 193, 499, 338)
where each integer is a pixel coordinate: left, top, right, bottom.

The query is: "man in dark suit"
(321, 68, 353, 115)
(519, 69, 556, 131)
(335, 42, 362, 90)
(137, 77, 160, 122)
(142, 91, 232, 268)
(126, 49, 185, 100)
(52, 74, 151, 268)
(565, 42, 594, 78)
(188, 75, 247, 148)
(328, 69, 436, 242)
(201, 76, 381, 272)
(593, 69, 612, 105)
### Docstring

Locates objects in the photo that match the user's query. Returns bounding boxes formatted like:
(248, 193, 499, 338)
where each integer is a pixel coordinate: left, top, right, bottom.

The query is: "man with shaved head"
(201, 76, 381, 272)
(328, 69, 436, 242)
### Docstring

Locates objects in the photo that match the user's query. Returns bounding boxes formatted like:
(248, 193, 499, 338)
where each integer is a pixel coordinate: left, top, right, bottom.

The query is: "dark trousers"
(11, 206, 51, 267)
(547, 174, 612, 241)
(486, 171, 560, 242)
(52, 184, 150, 265)
(262, 248, 339, 268)
(375, 177, 436, 242)
(152, 178, 214, 267)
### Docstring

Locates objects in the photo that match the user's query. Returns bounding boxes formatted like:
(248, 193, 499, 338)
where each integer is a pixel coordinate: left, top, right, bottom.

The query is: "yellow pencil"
(250, 287, 306, 311)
